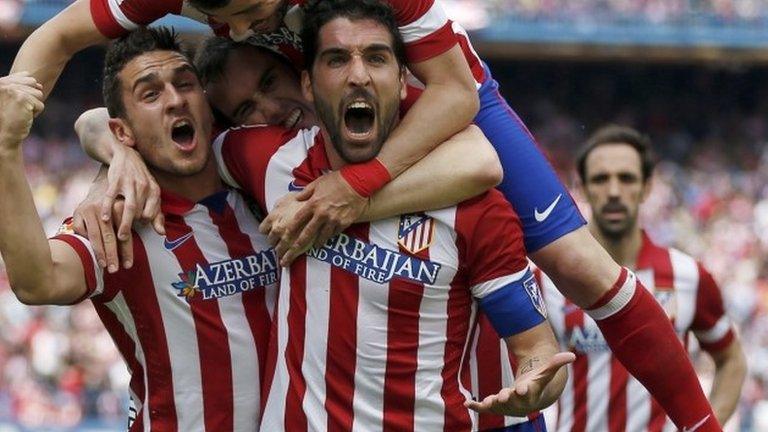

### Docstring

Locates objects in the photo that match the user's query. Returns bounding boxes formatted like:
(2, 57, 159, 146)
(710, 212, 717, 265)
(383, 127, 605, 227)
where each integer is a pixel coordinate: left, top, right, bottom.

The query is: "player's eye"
(619, 173, 639, 183)
(142, 90, 159, 101)
(261, 74, 276, 92)
(234, 102, 254, 124)
(328, 55, 347, 67)
(368, 54, 387, 64)
(590, 174, 609, 184)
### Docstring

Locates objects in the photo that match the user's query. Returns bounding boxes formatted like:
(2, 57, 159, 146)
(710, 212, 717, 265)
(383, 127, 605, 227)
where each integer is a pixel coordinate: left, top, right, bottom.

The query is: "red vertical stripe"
(441, 278, 474, 431)
(104, 234, 177, 431)
(209, 203, 273, 387)
(647, 399, 667, 432)
(324, 226, 366, 431)
(565, 302, 588, 432)
(608, 358, 628, 432)
(284, 259, 309, 431)
(475, 315, 505, 431)
(166, 217, 234, 432)
(382, 235, 427, 431)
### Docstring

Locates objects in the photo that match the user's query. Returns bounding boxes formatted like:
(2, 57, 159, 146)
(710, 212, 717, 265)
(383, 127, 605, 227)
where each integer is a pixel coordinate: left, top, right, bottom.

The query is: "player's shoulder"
(456, 189, 519, 220)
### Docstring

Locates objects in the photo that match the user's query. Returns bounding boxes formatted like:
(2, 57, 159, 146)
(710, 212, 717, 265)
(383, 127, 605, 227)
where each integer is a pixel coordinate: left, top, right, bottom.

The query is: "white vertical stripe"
(412, 208, 458, 431)
(351, 221, 395, 432)
(556, 365, 575, 432)
(104, 291, 150, 431)
(139, 229, 205, 432)
(301, 260, 331, 430)
(260, 268, 291, 430)
(625, 376, 650, 431)
(192, 205, 261, 432)
(398, 0, 449, 43)
(212, 132, 242, 189)
(540, 278, 573, 432)
(264, 127, 320, 212)
(106, 0, 139, 31)
(62, 234, 106, 296)
(585, 334, 610, 432)
(669, 248, 699, 332)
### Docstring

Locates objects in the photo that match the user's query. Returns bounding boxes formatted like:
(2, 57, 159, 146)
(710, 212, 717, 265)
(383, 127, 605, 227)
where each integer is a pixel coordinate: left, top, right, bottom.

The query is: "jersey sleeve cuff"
(90, 0, 131, 38)
(51, 234, 105, 302)
(695, 316, 735, 352)
(404, 21, 458, 64)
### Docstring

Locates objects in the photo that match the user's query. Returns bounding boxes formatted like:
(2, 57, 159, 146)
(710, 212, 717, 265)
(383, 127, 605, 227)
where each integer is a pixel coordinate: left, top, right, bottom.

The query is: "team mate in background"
(76, 38, 552, 431)
(10, 0, 723, 428)
(540, 125, 746, 431)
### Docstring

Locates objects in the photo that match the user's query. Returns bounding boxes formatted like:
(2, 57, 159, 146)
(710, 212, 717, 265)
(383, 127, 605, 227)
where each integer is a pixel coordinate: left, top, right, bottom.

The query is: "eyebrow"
(319, 44, 394, 58)
(132, 64, 197, 92)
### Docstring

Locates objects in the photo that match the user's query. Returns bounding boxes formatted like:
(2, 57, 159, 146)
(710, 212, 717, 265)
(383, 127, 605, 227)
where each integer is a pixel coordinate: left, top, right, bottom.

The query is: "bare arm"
(363, 124, 500, 220)
(0, 74, 89, 305)
(378, 45, 479, 177)
(261, 125, 501, 263)
(708, 339, 747, 425)
(75, 107, 117, 163)
(10, 0, 108, 99)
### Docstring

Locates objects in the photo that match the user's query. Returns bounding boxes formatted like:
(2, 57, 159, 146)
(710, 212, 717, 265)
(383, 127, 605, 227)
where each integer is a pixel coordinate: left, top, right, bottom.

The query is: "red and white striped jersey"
(53, 189, 278, 432)
(213, 125, 545, 432)
(89, 0, 487, 85)
(464, 314, 543, 431)
(539, 232, 735, 432)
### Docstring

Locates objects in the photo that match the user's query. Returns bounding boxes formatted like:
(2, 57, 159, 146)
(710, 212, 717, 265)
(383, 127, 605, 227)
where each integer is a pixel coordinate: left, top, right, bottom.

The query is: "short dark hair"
(103, 26, 190, 118)
(194, 36, 296, 85)
(301, 0, 407, 72)
(577, 124, 656, 183)
(188, 0, 231, 10)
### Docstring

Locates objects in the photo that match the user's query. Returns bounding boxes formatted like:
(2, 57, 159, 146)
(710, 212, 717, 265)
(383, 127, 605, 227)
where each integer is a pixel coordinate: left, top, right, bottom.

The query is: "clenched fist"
(0, 72, 45, 148)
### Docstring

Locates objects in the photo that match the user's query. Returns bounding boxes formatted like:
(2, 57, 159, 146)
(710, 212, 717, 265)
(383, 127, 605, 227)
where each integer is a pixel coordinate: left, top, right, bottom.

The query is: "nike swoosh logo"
(682, 415, 711, 432)
(164, 232, 194, 251)
(288, 180, 304, 192)
(534, 193, 563, 223)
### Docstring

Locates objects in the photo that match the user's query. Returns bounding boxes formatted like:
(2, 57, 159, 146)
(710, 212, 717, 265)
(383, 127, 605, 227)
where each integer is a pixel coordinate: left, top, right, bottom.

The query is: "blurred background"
(1, 0, 768, 430)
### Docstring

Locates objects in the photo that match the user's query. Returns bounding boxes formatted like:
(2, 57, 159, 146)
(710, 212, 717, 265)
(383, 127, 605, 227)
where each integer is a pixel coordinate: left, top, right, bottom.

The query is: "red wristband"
(339, 158, 392, 198)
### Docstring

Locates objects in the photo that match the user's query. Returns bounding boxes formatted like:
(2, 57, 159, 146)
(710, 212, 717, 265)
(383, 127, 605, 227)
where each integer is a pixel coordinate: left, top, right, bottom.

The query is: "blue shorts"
(481, 414, 547, 432)
(474, 63, 585, 252)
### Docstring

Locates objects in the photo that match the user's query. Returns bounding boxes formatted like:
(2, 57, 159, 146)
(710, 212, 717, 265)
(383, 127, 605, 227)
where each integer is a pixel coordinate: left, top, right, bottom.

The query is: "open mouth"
(343, 101, 375, 138)
(171, 119, 196, 151)
(283, 108, 303, 129)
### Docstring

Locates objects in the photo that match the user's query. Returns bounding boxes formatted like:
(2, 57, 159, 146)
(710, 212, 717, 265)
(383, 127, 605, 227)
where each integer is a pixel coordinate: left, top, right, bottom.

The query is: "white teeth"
(284, 109, 301, 128)
(174, 119, 190, 128)
(349, 101, 371, 110)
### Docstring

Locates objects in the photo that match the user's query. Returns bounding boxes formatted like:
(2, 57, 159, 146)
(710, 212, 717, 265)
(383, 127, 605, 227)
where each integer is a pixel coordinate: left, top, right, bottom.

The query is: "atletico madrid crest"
(397, 213, 435, 254)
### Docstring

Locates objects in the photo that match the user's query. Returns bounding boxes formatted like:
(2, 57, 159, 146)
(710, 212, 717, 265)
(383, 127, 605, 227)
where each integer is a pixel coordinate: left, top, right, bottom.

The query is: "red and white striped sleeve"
(89, 0, 184, 38)
(50, 219, 106, 303)
(690, 263, 735, 352)
(385, 0, 457, 64)
(212, 125, 297, 210)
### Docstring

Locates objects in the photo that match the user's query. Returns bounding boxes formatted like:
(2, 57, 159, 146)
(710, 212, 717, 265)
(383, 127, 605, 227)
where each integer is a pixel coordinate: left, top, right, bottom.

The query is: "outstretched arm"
(10, 0, 108, 99)
(0, 74, 89, 305)
(465, 322, 573, 416)
(708, 338, 746, 425)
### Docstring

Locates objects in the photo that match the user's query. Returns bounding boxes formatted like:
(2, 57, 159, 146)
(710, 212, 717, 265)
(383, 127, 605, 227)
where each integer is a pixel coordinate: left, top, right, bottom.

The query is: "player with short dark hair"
(541, 125, 747, 431)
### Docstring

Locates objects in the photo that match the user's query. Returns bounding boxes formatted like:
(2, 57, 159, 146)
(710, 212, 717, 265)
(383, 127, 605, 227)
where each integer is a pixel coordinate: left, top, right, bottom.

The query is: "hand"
(72, 174, 134, 273)
(260, 171, 369, 266)
(464, 351, 575, 416)
(259, 192, 316, 265)
(0, 72, 44, 146)
(103, 146, 164, 242)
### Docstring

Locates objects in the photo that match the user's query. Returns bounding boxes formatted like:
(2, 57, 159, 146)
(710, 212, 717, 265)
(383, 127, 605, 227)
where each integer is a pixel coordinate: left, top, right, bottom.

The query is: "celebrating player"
(9, 0, 724, 428)
(540, 125, 747, 431)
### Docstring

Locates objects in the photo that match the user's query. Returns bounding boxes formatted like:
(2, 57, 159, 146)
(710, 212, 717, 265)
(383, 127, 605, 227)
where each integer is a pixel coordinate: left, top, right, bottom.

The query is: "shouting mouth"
(171, 118, 196, 152)
(343, 100, 376, 141)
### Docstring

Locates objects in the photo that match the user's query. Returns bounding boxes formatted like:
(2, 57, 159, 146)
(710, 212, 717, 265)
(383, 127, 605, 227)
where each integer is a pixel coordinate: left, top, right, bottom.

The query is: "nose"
(607, 177, 621, 197)
(165, 84, 186, 112)
(258, 98, 283, 124)
(348, 55, 371, 87)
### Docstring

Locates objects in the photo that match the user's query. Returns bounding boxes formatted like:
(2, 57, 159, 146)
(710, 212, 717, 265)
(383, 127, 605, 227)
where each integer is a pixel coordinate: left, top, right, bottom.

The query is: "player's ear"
(640, 175, 653, 202)
(108, 118, 136, 148)
(301, 70, 314, 104)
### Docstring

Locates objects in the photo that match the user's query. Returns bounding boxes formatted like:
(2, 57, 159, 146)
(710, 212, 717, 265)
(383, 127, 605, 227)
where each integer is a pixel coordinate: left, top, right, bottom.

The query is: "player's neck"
(152, 156, 224, 203)
(590, 223, 643, 269)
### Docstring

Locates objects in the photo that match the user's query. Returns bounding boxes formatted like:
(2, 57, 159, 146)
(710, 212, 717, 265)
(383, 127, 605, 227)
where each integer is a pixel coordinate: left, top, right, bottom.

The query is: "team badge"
(524, 275, 547, 318)
(397, 213, 435, 254)
(56, 219, 75, 235)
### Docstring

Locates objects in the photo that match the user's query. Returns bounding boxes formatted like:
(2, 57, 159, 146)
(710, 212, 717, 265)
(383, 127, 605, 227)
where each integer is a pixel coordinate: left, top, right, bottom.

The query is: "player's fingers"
(266, 221, 286, 247)
(151, 212, 165, 236)
(294, 183, 315, 201)
(118, 187, 137, 241)
(313, 221, 338, 249)
(99, 216, 120, 273)
(496, 387, 514, 404)
(83, 213, 107, 269)
(132, 179, 150, 223)
(118, 234, 134, 270)
(101, 183, 119, 221)
(141, 181, 161, 223)
(72, 213, 86, 237)
(274, 233, 296, 262)
(259, 214, 275, 235)
(283, 217, 323, 266)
